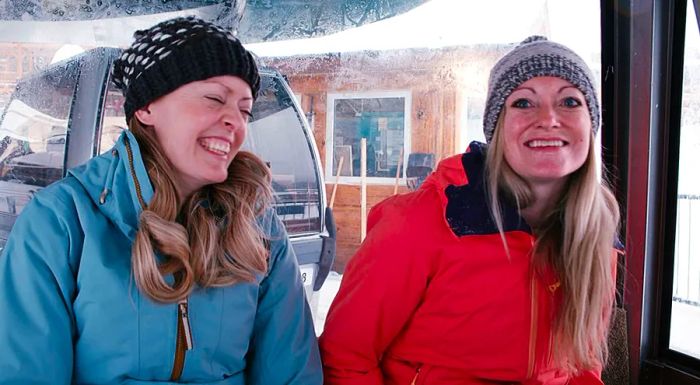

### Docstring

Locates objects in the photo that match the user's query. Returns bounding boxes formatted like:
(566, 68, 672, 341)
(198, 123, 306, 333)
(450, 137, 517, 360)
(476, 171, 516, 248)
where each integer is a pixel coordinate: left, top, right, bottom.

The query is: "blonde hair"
(485, 114, 619, 372)
(128, 118, 273, 303)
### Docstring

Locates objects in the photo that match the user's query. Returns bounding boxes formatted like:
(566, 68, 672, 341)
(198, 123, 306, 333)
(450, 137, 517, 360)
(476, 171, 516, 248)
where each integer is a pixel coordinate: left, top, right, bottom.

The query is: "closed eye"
(205, 95, 224, 104)
(241, 110, 253, 119)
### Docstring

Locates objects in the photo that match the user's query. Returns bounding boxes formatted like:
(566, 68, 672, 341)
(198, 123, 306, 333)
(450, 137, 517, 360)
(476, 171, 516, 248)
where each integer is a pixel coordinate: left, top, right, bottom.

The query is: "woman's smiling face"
(501, 76, 591, 190)
(135, 75, 253, 197)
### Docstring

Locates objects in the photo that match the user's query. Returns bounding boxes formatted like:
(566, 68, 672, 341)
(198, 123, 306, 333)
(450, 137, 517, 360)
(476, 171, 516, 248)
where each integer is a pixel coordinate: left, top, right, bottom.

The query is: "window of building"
(325, 91, 411, 184)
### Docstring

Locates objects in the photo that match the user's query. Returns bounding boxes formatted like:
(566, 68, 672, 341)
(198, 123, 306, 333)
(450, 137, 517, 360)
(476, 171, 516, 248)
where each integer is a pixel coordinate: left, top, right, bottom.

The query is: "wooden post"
(360, 138, 367, 242)
(329, 156, 344, 209)
(393, 147, 404, 195)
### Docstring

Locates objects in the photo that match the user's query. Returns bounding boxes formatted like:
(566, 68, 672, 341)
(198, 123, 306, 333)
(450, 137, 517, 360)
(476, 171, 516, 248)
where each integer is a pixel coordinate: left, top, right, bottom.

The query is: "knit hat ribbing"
(111, 16, 260, 123)
(483, 36, 600, 143)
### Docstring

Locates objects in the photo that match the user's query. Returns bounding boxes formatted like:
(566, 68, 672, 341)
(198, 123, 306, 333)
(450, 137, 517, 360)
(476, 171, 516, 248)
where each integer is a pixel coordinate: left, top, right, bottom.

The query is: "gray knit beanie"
(483, 36, 599, 143)
(111, 16, 260, 123)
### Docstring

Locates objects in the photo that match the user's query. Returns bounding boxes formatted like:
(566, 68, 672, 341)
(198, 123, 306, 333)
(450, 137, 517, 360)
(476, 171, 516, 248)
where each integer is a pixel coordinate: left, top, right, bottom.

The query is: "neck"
(520, 180, 567, 230)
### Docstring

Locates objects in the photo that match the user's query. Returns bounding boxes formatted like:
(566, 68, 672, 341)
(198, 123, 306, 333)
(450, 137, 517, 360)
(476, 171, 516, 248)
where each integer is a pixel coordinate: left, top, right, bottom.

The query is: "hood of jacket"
(419, 141, 530, 237)
(67, 130, 154, 242)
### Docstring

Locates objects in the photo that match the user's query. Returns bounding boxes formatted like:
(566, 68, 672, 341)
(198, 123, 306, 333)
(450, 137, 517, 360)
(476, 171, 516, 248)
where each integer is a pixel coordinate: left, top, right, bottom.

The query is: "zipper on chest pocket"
(170, 298, 193, 381)
(410, 365, 422, 385)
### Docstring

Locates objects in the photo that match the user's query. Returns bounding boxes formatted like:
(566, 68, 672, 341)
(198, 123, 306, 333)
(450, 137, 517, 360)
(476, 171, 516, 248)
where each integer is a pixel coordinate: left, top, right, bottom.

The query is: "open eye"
(511, 98, 532, 109)
(562, 96, 583, 108)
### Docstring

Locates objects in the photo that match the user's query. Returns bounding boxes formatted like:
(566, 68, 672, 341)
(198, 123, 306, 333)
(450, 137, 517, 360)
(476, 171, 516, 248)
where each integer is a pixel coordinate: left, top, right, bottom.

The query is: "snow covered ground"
(311, 271, 342, 336)
(670, 302, 700, 359)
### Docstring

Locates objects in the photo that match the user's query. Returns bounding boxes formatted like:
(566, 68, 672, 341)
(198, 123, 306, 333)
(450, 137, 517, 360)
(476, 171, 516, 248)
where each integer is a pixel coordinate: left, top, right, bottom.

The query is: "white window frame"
(325, 90, 412, 185)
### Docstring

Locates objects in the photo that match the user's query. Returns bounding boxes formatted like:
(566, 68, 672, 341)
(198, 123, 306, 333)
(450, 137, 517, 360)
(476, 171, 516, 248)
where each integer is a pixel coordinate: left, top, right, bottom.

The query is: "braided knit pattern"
(483, 36, 599, 143)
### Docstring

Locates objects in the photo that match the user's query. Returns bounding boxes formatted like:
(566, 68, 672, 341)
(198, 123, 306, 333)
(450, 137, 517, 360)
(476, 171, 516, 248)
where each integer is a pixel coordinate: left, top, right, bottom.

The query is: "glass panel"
(0, 57, 80, 244)
(331, 95, 406, 178)
(97, 81, 128, 154)
(670, 0, 700, 359)
(246, 74, 322, 235)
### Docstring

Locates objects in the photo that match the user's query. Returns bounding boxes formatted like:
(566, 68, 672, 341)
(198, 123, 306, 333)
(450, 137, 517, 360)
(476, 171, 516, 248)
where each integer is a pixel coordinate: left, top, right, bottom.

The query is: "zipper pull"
(179, 299, 194, 350)
(410, 366, 421, 385)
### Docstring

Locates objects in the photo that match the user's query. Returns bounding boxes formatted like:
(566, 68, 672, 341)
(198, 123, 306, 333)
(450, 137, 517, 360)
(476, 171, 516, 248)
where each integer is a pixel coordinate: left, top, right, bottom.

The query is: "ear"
(134, 104, 156, 126)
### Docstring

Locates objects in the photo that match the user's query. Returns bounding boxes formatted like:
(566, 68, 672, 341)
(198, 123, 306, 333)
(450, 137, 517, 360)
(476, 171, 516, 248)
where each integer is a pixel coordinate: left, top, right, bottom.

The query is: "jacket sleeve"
(246, 209, 323, 385)
(319, 192, 439, 385)
(0, 194, 78, 384)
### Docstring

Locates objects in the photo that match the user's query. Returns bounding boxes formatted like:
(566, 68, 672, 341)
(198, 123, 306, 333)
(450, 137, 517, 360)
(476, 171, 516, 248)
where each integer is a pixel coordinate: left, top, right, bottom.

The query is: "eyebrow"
(511, 85, 579, 95)
(201, 81, 253, 99)
(512, 86, 536, 94)
(558, 85, 578, 93)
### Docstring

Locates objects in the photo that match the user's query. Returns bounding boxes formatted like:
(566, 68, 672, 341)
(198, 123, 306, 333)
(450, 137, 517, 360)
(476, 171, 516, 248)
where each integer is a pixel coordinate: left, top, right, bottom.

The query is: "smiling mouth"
(525, 139, 567, 148)
(199, 138, 231, 155)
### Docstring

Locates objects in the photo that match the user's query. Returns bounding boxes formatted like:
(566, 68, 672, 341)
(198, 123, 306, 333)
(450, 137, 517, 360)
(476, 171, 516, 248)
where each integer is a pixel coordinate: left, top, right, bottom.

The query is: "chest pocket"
(186, 280, 261, 375)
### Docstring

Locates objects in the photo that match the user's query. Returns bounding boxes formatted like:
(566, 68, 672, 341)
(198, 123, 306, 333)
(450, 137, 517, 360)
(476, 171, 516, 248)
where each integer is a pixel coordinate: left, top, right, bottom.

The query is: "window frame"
(325, 90, 412, 185)
(603, 0, 700, 382)
(654, 0, 700, 373)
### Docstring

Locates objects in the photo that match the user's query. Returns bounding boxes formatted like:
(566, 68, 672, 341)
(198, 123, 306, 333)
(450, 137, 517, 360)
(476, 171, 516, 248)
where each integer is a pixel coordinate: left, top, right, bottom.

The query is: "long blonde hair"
(485, 114, 619, 371)
(128, 118, 273, 303)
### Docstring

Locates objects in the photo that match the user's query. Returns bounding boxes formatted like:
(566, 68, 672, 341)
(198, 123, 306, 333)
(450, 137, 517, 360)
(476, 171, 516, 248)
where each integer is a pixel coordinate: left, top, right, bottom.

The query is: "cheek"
(502, 141, 522, 172)
(235, 126, 248, 146)
(502, 114, 530, 139)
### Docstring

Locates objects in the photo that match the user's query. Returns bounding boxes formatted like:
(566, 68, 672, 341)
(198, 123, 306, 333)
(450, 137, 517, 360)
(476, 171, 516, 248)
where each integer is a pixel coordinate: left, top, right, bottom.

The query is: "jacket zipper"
(123, 135, 195, 379)
(170, 298, 193, 381)
(122, 137, 147, 210)
(527, 274, 538, 379)
(410, 366, 421, 385)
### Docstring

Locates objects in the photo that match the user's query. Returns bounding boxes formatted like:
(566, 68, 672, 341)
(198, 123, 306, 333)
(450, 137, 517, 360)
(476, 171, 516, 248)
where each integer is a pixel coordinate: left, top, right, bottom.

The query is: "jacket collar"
(68, 130, 154, 241)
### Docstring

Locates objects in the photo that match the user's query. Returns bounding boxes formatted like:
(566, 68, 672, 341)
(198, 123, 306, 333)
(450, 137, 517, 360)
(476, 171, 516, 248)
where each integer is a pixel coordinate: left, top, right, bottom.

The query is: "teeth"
(199, 138, 230, 155)
(527, 140, 564, 148)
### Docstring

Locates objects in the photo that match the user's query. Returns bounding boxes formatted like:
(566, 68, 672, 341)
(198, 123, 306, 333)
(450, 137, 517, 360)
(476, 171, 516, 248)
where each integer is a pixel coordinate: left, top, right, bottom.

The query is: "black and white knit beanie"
(111, 16, 260, 122)
(482, 36, 600, 143)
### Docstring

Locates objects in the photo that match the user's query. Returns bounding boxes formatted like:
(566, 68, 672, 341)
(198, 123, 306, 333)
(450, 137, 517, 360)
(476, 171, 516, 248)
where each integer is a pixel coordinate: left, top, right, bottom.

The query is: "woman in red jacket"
(319, 36, 620, 385)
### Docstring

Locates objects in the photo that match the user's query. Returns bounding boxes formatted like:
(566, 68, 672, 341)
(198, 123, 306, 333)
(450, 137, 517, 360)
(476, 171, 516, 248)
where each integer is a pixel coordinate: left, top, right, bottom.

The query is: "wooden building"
(264, 45, 509, 271)
(0, 42, 510, 272)
(0, 43, 64, 107)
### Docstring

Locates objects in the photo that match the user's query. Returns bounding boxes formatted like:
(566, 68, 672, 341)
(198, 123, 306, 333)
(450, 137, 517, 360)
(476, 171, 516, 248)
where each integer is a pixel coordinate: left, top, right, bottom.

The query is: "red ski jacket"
(320, 142, 617, 385)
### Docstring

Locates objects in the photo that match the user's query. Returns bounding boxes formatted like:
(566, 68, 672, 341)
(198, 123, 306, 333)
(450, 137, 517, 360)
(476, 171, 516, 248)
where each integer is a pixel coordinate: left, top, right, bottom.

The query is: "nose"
(535, 104, 560, 129)
(221, 108, 247, 131)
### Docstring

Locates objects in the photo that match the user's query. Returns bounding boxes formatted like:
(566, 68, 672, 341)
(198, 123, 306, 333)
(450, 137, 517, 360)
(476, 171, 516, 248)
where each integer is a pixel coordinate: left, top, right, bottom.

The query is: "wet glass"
(669, 0, 700, 360)
(0, 57, 80, 244)
(247, 72, 322, 234)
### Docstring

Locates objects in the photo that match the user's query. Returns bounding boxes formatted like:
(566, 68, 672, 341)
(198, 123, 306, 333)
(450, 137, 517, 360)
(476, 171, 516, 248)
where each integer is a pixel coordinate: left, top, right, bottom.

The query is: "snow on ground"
(311, 271, 342, 336)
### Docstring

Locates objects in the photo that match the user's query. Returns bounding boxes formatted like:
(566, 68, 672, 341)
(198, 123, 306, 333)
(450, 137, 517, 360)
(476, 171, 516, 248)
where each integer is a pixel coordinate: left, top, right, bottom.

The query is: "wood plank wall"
(0, 43, 507, 273)
(267, 46, 506, 271)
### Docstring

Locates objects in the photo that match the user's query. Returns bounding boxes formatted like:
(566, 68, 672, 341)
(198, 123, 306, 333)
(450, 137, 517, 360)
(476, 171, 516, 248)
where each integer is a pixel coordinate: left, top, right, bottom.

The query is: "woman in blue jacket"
(0, 16, 322, 384)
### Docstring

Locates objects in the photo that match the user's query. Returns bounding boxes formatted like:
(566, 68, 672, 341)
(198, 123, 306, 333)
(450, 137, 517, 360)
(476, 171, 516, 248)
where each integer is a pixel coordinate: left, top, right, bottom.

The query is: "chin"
(199, 172, 229, 187)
